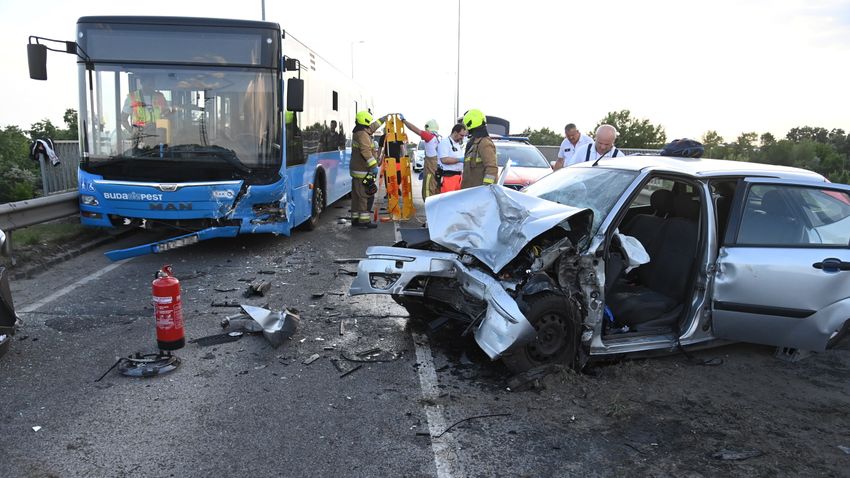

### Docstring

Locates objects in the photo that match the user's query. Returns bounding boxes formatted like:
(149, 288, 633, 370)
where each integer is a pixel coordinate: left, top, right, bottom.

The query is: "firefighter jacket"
(350, 121, 382, 178)
(460, 135, 498, 189)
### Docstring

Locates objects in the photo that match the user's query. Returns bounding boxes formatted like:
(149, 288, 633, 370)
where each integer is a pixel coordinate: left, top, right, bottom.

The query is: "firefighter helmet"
(356, 111, 374, 127)
(462, 109, 486, 130)
(425, 119, 439, 132)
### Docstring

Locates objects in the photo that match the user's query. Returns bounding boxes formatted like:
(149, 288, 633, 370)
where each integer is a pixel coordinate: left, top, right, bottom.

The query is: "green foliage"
(594, 110, 666, 148)
(519, 127, 562, 146)
(786, 126, 829, 143)
(701, 130, 726, 159)
(28, 108, 78, 141)
(0, 125, 38, 203)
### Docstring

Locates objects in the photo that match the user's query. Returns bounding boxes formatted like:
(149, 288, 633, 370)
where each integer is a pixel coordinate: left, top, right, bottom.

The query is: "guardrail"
(534, 145, 661, 163)
(0, 191, 80, 255)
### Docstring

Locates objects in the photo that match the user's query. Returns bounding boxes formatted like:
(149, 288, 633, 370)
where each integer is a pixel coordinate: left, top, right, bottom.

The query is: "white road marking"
(397, 223, 464, 478)
(18, 260, 129, 314)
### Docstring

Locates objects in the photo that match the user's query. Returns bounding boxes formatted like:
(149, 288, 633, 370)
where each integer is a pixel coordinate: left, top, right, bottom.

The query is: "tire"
(304, 178, 325, 231)
(501, 292, 581, 373)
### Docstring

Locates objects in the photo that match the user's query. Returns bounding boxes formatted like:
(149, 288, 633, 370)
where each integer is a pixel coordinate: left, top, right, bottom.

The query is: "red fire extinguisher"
(152, 265, 185, 351)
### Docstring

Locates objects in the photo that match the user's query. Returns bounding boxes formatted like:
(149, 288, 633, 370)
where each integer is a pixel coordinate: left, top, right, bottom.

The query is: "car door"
(712, 178, 850, 351)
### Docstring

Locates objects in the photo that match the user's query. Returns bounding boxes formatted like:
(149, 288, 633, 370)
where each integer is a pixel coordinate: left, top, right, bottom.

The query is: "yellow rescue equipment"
(373, 114, 415, 222)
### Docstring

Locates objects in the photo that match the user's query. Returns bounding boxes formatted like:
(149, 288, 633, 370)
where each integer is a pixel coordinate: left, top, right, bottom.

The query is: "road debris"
(303, 353, 321, 365)
(711, 449, 764, 461)
(339, 320, 345, 336)
(340, 364, 362, 378)
(240, 305, 299, 348)
(214, 287, 238, 293)
(211, 300, 241, 307)
(340, 347, 401, 363)
(244, 280, 272, 298)
(32, 426, 42, 432)
(311, 292, 325, 299)
(189, 332, 243, 347)
(420, 413, 512, 438)
(331, 358, 362, 377)
(506, 364, 566, 392)
(336, 268, 357, 277)
(258, 270, 276, 275)
(838, 445, 850, 455)
(333, 258, 362, 264)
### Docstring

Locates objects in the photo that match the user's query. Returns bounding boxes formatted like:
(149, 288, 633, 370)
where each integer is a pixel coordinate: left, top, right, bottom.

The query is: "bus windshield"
(82, 66, 280, 182)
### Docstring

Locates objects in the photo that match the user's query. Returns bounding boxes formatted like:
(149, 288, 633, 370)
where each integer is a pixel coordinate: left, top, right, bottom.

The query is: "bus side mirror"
(287, 78, 304, 112)
(27, 43, 48, 80)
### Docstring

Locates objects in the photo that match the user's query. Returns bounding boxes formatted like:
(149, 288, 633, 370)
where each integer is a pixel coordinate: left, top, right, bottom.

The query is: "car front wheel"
(501, 292, 580, 373)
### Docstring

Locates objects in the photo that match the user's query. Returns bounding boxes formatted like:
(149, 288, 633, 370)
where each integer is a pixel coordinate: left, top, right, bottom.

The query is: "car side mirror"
(287, 78, 304, 112)
(27, 43, 48, 80)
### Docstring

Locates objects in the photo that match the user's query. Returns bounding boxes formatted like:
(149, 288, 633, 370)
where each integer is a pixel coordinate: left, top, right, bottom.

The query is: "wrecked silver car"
(351, 157, 850, 371)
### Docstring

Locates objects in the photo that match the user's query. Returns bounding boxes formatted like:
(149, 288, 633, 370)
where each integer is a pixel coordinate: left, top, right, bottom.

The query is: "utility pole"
(454, 0, 461, 122)
(350, 40, 365, 79)
(261, 0, 266, 20)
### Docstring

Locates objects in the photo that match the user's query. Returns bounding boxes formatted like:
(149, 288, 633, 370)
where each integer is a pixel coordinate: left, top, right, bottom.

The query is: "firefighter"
(460, 109, 498, 189)
(350, 110, 388, 228)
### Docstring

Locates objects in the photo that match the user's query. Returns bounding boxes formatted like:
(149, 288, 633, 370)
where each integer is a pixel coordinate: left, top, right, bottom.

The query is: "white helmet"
(424, 119, 439, 132)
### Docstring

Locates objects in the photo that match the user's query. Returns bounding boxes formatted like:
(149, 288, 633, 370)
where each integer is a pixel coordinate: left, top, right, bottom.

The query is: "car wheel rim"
(528, 312, 568, 362)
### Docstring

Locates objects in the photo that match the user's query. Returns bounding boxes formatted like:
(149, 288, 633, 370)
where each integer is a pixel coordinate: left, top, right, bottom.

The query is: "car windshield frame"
(523, 167, 639, 235)
(495, 142, 551, 168)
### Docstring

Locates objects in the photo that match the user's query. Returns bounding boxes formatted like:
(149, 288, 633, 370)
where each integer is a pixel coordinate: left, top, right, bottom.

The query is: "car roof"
(573, 155, 827, 181)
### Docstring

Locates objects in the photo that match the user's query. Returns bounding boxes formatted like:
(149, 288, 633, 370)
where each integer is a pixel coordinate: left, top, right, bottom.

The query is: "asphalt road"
(2, 175, 849, 477)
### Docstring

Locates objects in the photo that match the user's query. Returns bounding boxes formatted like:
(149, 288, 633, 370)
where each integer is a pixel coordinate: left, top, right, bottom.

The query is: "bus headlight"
(81, 195, 99, 206)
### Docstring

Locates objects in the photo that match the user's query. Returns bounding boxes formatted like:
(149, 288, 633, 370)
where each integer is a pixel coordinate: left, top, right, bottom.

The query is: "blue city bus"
(32, 16, 371, 260)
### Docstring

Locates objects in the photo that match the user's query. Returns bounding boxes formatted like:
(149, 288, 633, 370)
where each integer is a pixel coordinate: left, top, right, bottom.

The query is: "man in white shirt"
(553, 123, 592, 170)
(436, 123, 467, 193)
(568, 124, 623, 166)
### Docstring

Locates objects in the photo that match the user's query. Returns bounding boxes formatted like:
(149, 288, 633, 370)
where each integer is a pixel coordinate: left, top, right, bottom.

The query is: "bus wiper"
(134, 144, 252, 174)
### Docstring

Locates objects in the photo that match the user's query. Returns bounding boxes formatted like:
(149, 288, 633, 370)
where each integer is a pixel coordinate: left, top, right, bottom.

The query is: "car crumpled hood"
(425, 185, 592, 273)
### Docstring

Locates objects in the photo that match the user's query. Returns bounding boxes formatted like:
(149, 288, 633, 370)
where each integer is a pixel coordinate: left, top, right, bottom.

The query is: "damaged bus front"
(350, 186, 597, 372)
(29, 16, 370, 260)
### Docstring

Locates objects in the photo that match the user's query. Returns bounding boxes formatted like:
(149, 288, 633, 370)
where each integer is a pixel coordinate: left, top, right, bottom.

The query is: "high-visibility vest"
(129, 90, 166, 126)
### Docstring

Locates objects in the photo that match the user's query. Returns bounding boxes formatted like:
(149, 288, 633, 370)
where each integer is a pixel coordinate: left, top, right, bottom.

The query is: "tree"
(729, 132, 759, 160)
(786, 126, 829, 144)
(28, 119, 59, 142)
(60, 108, 79, 140)
(594, 110, 666, 148)
(760, 132, 776, 147)
(0, 125, 38, 203)
(520, 127, 562, 146)
(701, 130, 725, 158)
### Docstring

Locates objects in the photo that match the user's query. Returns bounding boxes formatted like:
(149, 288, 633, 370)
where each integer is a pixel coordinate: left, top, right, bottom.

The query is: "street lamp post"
(350, 40, 365, 79)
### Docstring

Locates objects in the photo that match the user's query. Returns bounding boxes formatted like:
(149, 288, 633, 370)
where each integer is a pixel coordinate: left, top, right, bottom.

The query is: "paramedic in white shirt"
(553, 123, 593, 170)
(568, 124, 623, 166)
(436, 123, 467, 193)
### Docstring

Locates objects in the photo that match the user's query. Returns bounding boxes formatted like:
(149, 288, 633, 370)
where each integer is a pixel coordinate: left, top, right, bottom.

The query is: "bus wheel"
(305, 180, 324, 231)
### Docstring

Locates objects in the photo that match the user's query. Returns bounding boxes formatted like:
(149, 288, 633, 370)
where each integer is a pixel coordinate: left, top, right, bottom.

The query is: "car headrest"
(650, 189, 673, 216)
(673, 197, 700, 220)
(761, 190, 791, 217)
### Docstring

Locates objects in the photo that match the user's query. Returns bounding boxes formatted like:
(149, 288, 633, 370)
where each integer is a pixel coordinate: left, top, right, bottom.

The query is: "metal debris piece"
(220, 314, 264, 333)
(339, 320, 345, 336)
(331, 358, 346, 372)
(211, 300, 241, 307)
(311, 292, 325, 299)
(356, 347, 381, 357)
(838, 445, 850, 455)
(711, 449, 764, 461)
(240, 305, 299, 348)
(336, 268, 357, 277)
(244, 280, 272, 298)
(214, 287, 238, 293)
(340, 364, 362, 378)
(190, 332, 243, 347)
(258, 270, 277, 275)
(116, 351, 181, 378)
(506, 364, 565, 392)
(774, 347, 811, 363)
(32, 426, 42, 432)
(333, 258, 362, 264)
(303, 353, 321, 365)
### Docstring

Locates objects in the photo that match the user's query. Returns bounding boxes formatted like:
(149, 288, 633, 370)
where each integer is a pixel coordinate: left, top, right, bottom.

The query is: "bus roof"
(77, 16, 280, 31)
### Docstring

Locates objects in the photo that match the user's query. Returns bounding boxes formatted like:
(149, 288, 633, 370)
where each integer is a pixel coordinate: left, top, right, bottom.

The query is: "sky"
(1, 0, 849, 143)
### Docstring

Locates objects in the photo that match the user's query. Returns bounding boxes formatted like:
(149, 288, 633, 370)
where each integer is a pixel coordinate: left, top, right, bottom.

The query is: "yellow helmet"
(425, 119, 439, 132)
(355, 110, 374, 126)
(462, 109, 486, 130)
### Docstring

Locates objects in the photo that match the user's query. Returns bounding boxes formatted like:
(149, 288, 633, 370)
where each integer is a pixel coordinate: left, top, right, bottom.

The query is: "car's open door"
(712, 178, 850, 351)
